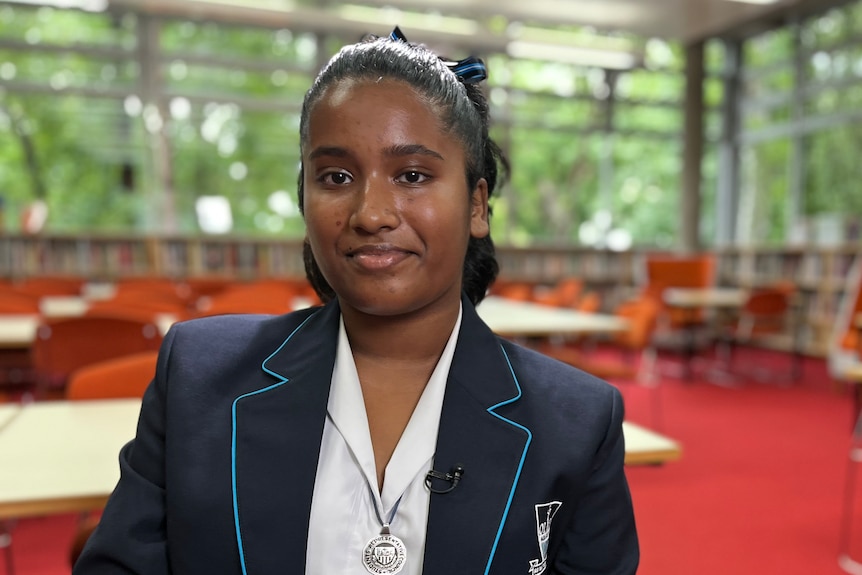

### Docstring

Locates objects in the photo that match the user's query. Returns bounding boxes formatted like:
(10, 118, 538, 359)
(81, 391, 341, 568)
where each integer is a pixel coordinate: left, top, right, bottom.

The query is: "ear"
(469, 178, 490, 239)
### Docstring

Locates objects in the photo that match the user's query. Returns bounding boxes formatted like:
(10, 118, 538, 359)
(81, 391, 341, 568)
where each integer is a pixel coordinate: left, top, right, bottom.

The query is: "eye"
(396, 170, 430, 184)
(319, 170, 353, 186)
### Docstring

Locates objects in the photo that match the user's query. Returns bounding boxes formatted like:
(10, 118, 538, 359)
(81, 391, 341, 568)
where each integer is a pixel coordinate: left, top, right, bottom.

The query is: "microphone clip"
(425, 464, 465, 494)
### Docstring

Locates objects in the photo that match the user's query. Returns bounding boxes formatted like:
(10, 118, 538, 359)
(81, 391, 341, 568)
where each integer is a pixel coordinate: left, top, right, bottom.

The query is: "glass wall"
(738, 3, 862, 245)
(2, 0, 859, 248)
(0, 2, 706, 247)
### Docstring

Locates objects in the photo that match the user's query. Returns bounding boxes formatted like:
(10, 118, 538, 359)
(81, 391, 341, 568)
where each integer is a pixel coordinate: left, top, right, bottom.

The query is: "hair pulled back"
(297, 33, 508, 306)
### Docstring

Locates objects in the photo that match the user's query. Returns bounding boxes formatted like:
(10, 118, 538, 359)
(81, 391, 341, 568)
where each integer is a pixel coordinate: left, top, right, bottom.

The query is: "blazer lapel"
(231, 303, 339, 575)
(424, 298, 532, 575)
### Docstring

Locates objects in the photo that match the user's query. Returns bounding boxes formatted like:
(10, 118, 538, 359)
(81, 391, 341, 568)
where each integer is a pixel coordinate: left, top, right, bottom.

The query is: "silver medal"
(362, 525, 406, 575)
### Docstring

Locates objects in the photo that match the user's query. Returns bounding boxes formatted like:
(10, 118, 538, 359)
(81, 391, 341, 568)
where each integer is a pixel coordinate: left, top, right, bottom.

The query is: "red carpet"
(3, 347, 859, 574)
(622, 347, 854, 575)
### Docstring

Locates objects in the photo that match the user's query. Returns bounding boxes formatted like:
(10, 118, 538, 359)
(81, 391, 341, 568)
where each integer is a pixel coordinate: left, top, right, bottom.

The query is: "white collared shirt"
(305, 306, 462, 574)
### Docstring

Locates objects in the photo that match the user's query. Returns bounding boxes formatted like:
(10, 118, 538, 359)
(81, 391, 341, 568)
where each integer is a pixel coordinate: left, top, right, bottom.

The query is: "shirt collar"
(328, 304, 463, 509)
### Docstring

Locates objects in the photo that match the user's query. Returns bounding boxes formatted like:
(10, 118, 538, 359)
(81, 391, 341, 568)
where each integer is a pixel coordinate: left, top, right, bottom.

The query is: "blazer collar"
(424, 296, 532, 574)
(231, 296, 530, 575)
(230, 301, 339, 575)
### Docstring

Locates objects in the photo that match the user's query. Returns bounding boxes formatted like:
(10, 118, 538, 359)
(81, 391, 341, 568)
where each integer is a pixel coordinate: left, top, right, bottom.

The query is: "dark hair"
(297, 34, 508, 306)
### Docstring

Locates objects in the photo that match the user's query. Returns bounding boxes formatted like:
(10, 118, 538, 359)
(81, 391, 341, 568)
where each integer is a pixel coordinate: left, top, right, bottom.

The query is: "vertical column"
(681, 41, 705, 253)
(716, 39, 742, 246)
(787, 22, 806, 242)
(138, 14, 176, 233)
(599, 71, 617, 220)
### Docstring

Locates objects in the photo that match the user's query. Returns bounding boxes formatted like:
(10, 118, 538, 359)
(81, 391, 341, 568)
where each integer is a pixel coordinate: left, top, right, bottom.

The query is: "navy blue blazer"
(75, 296, 638, 575)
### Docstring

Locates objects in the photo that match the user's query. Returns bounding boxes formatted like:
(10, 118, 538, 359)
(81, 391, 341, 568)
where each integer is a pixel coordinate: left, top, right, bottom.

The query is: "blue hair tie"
(389, 26, 487, 84)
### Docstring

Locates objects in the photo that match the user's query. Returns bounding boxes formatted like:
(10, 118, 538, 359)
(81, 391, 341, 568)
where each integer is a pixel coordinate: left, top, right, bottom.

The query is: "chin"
(337, 287, 452, 318)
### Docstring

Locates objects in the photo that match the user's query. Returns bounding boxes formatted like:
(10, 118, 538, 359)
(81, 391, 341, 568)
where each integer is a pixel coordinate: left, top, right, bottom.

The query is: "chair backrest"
(182, 276, 234, 301)
(0, 287, 41, 314)
(489, 279, 535, 302)
(576, 291, 602, 313)
(613, 296, 660, 350)
(643, 254, 715, 294)
(194, 280, 299, 316)
(86, 290, 190, 319)
(12, 276, 84, 298)
(734, 287, 794, 339)
(31, 313, 163, 392)
(533, 277, 583, 308)
(743, 288, 791, 316)
(642, 254, 715, 325)
(66, 351, 158, 400)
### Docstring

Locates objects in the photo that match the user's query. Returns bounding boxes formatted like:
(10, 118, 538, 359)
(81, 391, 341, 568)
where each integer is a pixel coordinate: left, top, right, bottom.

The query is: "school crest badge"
(528, 501, 562, 575)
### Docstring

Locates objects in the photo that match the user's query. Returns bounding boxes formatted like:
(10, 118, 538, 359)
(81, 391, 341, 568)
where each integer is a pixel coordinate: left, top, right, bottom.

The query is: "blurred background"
(4, 3, 862, 575)
(1, 0, 859, 248)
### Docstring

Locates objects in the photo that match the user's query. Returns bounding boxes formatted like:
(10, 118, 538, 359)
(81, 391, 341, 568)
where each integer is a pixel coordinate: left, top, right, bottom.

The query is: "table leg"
(0, 521, 14, 575)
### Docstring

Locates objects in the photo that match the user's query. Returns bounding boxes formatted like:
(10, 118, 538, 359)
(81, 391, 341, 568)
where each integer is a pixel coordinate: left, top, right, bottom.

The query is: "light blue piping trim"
(483, 345, 532, 575)
(231, 312, 319, 575)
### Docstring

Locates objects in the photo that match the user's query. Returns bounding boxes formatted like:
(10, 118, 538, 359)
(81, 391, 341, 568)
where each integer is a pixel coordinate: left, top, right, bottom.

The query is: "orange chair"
(86, 286, 191, 320)
(0, 288, 40, 394)
(11, 276, 84, 298)
(30, 312, 163, 396)
(194, 280, 299, 317)
(642, 254, 715, 328)
(533, 278, 583, 308)
(65, 351, 158, 569)
(489, 279, 536, 302)
(182, 276, 233, 301)
(576, 291, 602, 313)
(66, 351, 158, 401)
(717, 285, 802, 382)
(640, 254, 716, 376)
(0, 288, 40, 314)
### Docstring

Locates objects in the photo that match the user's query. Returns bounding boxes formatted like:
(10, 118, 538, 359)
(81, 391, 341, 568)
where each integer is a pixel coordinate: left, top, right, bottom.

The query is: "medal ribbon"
(368, 485, 403, 534)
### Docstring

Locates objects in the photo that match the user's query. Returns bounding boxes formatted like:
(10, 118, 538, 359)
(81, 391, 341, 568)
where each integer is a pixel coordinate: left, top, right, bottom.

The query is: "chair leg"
(1, 520, 15, 575)
(638, 347, 662, 430)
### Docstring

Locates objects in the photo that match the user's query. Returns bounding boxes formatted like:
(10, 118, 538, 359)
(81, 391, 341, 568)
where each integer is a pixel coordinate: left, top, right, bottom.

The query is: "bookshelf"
(1, 233, 859, 356)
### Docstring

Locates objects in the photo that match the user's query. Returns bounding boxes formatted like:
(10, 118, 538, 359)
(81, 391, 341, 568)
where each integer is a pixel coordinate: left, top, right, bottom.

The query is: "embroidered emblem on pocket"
(528, 501, 562, 575)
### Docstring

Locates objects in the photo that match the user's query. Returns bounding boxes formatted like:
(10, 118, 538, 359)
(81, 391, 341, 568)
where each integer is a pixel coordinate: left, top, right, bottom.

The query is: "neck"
(341, 300, 460, 366)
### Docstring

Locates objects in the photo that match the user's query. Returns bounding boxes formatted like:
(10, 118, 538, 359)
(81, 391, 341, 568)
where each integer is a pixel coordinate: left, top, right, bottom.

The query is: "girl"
(74, 29, 638, 575)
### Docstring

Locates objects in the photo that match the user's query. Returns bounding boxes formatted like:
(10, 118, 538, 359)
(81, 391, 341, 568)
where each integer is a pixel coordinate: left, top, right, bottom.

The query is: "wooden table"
(0, 398, 680, 520)
(0, 399, 140, 520)
(662, 287, 748, 310)
(0, 315, 39, 350)
(477, 296, 629, 337)
(661, 287, 748, 381)
(622, 421, 681, 465)
(39, 296, 90, 318)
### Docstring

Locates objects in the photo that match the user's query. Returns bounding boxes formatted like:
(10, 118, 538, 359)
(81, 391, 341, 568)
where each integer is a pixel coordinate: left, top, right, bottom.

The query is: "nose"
(349, 176, 400, 233)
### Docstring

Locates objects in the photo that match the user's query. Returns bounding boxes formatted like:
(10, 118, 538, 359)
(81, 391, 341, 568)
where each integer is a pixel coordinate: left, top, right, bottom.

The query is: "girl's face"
(302, 78, 489, 319)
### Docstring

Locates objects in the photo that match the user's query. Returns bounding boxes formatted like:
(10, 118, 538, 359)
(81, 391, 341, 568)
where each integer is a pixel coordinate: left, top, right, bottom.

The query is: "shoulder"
(157, 305, 330, 378)
(152, 304, 335, 401)
(166, 306, 322, 349)
(498, 339, 623, 426)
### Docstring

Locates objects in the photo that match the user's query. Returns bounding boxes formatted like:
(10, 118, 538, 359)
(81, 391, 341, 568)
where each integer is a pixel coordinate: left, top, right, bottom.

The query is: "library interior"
(1, 0, 862, 574)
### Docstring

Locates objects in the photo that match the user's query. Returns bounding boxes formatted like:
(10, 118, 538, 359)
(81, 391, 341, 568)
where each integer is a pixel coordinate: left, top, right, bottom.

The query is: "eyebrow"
(384, 144, 445, 162)
(308, 146, 349, 160)
(307, 144, 444, 162)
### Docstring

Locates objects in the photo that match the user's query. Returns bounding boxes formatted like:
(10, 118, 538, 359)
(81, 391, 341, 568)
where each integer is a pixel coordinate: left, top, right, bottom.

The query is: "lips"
(346, 244, 413, 271)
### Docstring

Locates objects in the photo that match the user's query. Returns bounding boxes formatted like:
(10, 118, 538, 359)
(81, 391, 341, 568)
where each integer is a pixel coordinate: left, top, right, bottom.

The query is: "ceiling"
(106, 0, 849, 44)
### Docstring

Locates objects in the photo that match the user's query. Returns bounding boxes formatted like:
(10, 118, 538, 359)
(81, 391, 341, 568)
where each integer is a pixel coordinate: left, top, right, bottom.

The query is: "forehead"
(305, 78, 457, 150)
